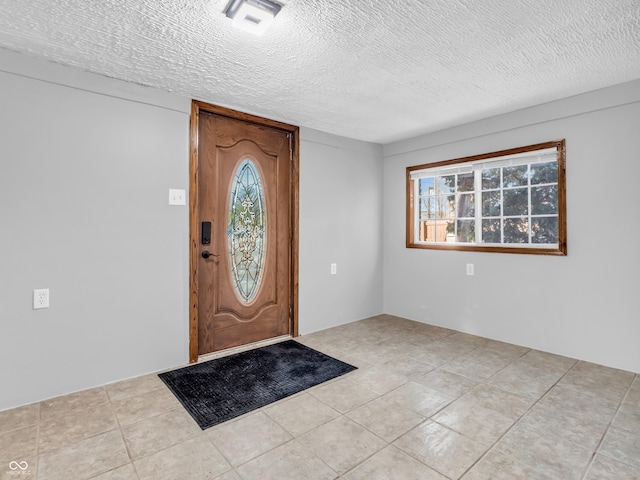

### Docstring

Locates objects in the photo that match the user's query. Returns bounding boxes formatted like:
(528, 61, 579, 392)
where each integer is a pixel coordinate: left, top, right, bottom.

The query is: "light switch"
(169, 189, 186, 206)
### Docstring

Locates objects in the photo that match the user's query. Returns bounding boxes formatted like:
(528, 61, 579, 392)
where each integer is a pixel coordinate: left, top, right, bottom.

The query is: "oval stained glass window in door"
(228, 159, 266, 302)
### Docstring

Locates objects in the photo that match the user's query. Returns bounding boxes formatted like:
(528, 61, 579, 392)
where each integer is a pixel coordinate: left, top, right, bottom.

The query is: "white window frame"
(406, 140, 567, 256)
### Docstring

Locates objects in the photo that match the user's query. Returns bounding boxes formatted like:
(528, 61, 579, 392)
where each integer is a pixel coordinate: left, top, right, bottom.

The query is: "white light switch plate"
(169, 189, 186, 206)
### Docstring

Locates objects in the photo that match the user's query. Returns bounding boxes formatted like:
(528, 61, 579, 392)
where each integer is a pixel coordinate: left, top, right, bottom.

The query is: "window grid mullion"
(474, 168, 482, 244)
(528, 164, 532, 244)
(500, 167, 504, 244)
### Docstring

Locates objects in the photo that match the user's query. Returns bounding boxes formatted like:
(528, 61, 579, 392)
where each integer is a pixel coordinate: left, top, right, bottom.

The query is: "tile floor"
(1, 315, 639, 480)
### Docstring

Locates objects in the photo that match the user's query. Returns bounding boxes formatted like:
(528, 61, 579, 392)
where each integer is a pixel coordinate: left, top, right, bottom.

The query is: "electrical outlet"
(33, 289, 50, 309)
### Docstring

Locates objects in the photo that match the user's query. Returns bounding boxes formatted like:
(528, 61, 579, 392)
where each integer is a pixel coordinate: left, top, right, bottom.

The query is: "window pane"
(436, 175, 455, 194)
(482, 168, 500, 190)
(503, 187, 528, 216)
(420, 195, 455, 220)
(532, 217, 558, 244)
(531, 161, 558, 185)
(457, 193, 475, 218)
(482, 191, 501, 217)
(420, 197, 435, 220)
(503, 217, 529, 243)
(531, 185, 557, 215)
(482, 219, 501, 243)
(456, 219, 475, 243)
(443, 220, 455, 242)
(419, 221, 436, 242)
(458, 172, 474, 192)
(419, 177, 435, 196)
(503, 165, 528, 187)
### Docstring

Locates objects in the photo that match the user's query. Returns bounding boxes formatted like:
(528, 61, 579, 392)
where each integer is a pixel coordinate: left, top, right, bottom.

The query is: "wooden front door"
(189, 101, 299, 360)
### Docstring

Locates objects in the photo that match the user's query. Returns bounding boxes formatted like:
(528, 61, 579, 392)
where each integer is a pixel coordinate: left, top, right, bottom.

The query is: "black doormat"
(158, 340, 357, 429)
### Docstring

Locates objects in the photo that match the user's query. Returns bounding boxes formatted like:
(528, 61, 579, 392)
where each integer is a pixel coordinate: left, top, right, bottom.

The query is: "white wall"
(299, 129, 384, 334)
(0, 50, 192, 411)
(0, 49, 384, 411)
(383, 80, 640, 374)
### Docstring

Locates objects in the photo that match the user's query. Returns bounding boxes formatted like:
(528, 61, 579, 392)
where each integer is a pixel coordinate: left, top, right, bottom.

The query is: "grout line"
(450, 356, 580, 478)
(579, 375, 636, 479)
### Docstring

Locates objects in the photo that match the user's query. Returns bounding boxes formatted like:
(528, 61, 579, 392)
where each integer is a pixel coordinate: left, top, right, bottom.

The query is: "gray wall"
(0, 49, 384, 411)
(383, 80, 640, 374)
(299, 129, 384, 334)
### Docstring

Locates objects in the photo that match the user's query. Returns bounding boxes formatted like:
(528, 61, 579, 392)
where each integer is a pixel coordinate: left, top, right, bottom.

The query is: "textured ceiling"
(0, 0, 639, 143)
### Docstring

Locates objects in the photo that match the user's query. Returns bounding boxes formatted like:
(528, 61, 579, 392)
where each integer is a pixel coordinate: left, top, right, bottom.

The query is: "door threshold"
(197, 335, 293, 363)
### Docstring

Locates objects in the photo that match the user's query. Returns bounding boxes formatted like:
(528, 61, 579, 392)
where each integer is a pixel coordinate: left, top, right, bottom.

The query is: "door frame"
(188, 100, 299, 363)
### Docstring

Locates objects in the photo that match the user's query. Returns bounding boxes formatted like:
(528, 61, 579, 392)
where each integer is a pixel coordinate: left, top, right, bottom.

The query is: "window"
(407, 140, 566, 255)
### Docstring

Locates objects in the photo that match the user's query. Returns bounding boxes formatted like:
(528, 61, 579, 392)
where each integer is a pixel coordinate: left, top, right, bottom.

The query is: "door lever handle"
(201, 250, 219, 259)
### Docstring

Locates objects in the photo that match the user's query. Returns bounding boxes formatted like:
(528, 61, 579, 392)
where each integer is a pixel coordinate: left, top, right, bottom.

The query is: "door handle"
(201, 250, 219, 259)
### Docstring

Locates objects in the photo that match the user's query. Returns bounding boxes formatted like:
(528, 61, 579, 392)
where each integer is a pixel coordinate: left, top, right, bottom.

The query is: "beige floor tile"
(611, 401, 640, 434)
(393, 420, 491, 479)
(107, 374, 167, 402)
(341, 445, 447, 480)
(5, 315, 637, 480)
(214, 470, 242, 480)
(537, 384, 619, 425)
(415, 369, 478, 398)
(459, 384, 533, 420)
(111, 387, 181, 426)
(559, 366, 631, 403)
(298, 416, 386, 474)
(0, 403, 39, 434)
(485, 362, 561, 400)
(121, 408, 201, 459)
(39, 406, 118, 453)
(410, 340, 474, 366)
(134, 436, 231, 480)
(38, 430, 129, 480)
(494, 422, 593, 480)
(461, 449, 553, 480)
(207, 412, 292, 467)
(308, 377, 378, 413)
(349, 342, 411, 365)
(517, 400, 609, 450)
(346, 396, 425, 442)
(432, 398, 514, 443)
(570, 361, 635, 387)
(598, 426, 640, 470)
(0, 425, 37, 463)
(40, 387, 109, 421)
(447, 332, 488, 347)
(382, 382, 454, 417)
(481, 340, 529, 360)
(91, 464, 139, 480)
(349, 365, 408, 395)
(518, 349, 576, 372)
(626, 376, 640, 406)
(443, 355, 504, 381)
(584, 454, 640, 480)
(382, 355, 436, 378)
(235, 440, 337, 480)
(263, 393, 340, 437)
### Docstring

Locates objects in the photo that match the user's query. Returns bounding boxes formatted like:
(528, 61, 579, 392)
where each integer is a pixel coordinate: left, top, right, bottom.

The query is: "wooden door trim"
(189, 100, 299, 363)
